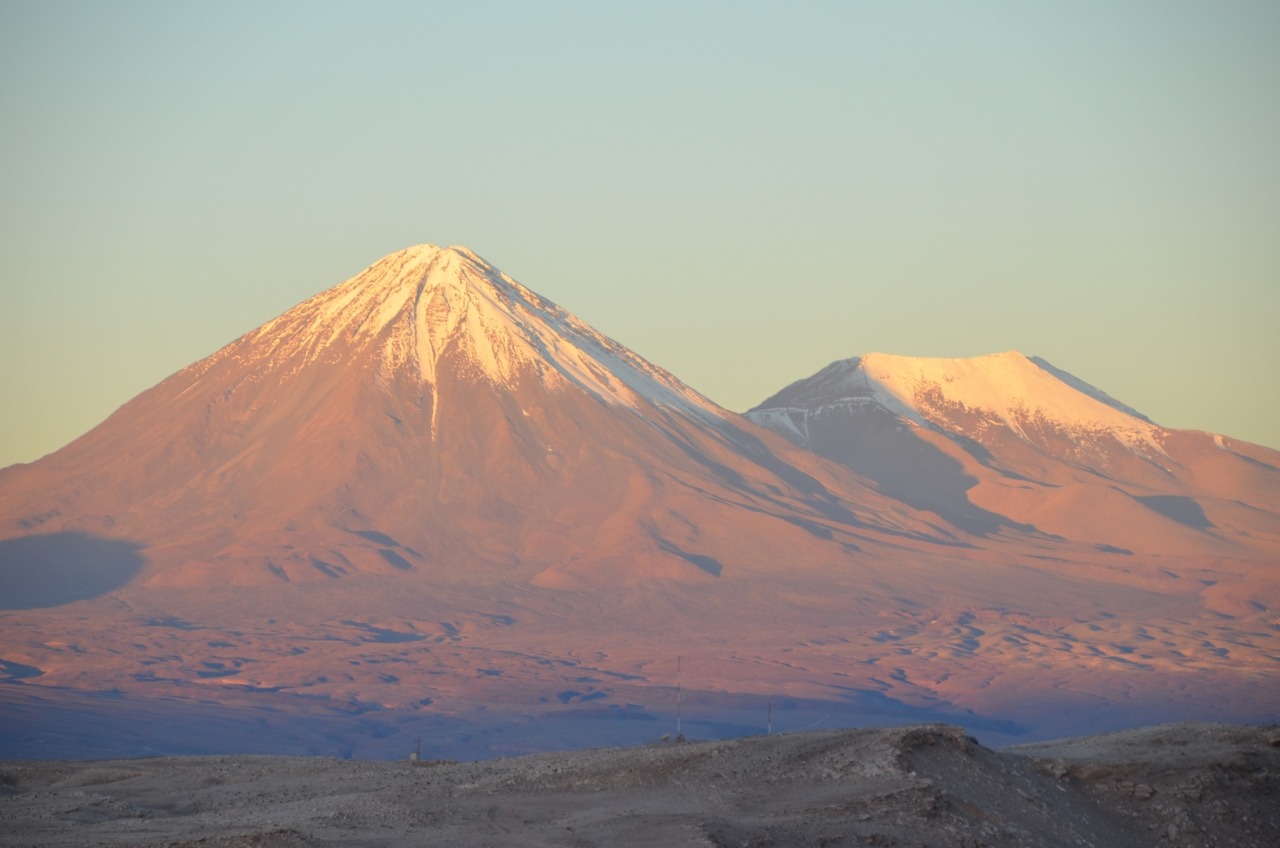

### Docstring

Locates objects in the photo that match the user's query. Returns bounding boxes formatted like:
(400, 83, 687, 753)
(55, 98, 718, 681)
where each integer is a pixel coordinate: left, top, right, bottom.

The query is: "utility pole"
(767, 701, 773, 736)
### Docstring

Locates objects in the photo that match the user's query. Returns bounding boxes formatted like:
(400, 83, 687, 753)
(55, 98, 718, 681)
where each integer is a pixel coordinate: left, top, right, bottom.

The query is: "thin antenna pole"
(767, 701, 772, 736)
(676, 655, 683, 738)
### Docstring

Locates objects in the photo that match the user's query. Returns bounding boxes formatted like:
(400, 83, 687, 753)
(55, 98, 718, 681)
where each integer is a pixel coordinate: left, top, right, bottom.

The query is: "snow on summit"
(197, 244, 723, 422)
(860, 351, 1158, 437)
(751, 351, 1166, 454)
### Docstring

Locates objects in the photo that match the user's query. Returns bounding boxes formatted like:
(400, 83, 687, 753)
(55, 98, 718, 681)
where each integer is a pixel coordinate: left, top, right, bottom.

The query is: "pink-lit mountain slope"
(1, 247, 945, 591)
(748, 352, 1280, 601)
(1, 251, 1277, 759)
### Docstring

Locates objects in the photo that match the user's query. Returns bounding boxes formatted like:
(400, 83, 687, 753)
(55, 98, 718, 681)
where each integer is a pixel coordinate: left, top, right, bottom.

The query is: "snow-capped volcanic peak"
(752, 351, 1165, 453)
(859, 351, 1155, 434)
(199, 245, 721, 420)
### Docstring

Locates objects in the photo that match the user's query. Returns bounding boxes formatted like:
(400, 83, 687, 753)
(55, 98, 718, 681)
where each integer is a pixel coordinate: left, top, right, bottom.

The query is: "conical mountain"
(2, 246, 948, 592)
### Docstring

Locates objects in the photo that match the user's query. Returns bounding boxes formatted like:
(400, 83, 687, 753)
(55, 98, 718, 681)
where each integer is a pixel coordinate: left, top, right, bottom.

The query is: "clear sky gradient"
(2, 1, 1278, 467)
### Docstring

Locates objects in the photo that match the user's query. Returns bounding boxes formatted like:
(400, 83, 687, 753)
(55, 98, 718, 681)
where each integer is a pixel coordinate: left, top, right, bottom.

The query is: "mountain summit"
(752, 351, 1158, 450)
(749, 351, 1280, 558)
(236, 245, 717, 417)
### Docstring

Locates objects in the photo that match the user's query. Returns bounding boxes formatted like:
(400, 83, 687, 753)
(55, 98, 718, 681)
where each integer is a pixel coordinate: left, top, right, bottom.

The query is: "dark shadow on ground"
(1136, 495, 1214, 530)
(0, 532, 145, 609)
(655, 538, 723, 576)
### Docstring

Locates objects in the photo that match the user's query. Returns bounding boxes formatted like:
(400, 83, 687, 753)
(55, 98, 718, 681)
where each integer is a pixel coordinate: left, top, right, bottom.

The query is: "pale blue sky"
(2, 1, 1278, 466)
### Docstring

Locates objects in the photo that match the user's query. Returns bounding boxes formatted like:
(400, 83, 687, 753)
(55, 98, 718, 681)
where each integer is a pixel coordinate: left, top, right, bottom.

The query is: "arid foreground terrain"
(2, 722, 1277, 848)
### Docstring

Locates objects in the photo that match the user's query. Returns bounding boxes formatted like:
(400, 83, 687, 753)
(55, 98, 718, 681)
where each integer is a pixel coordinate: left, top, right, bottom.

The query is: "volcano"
(1, 248, 1277, 759)
(2, 245, 940, 591)
(747, 351, 1280, 568)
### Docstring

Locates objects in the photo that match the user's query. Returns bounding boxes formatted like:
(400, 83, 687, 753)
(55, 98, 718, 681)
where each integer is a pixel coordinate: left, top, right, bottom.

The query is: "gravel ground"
(2, 722, 1277, 847)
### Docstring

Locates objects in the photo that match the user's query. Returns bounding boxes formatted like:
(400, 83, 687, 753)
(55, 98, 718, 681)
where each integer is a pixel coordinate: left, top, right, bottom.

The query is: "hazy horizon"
(2, 1, 1278, 467)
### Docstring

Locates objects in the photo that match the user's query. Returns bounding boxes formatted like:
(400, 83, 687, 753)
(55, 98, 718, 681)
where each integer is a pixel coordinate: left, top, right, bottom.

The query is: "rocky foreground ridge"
(3, 722, 1277, 847)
